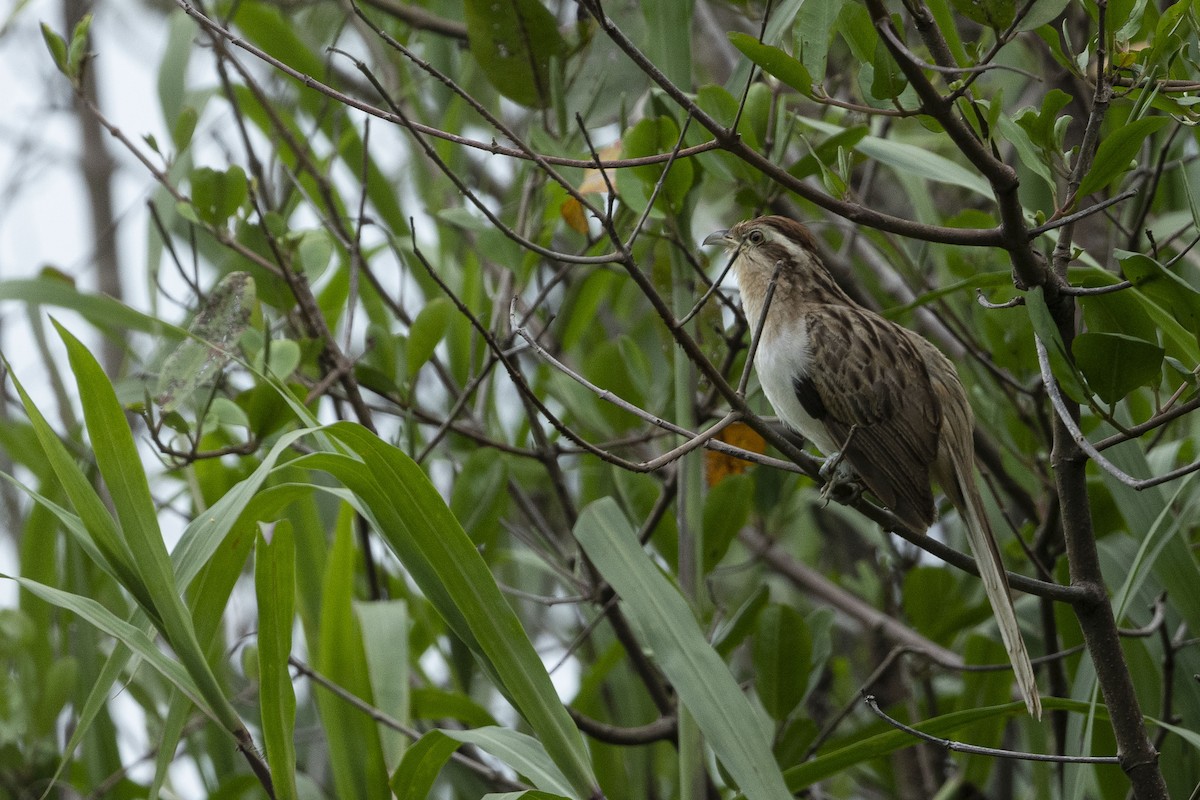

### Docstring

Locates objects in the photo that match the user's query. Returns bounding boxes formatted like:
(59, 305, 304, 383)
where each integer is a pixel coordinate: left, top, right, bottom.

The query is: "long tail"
(954, 465, 1042, 719)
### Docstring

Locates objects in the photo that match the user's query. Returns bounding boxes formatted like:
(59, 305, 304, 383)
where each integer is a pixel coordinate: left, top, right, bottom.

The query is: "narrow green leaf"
(463, 0, 566, 108)
(753, 605, 811, 721)
(256, 521, 298, 800)
(794, 0, 837, 80)
(1077, 117, 1170, 197)
(702, 474, 752, 572)
(1025, 286, 1091, 403)
(407, 297, 453, 378)
(316, 511, 389, 800)
(157, 11, 196, 126)
(40, 22, 68, 74)
(728, 33, 814, 97)
(713, 585, 770, 657)
(1119, 251, 1200, 340)
(390, 730, 463, 800)
(7, 577, 209, 713)
(950, 0, 1015, 28)
(796, 117, 992, 197)
(574, 498, 790, 800)
(440, 728, 574, 797)
(1072, 332, 1163, 404)
(66, 12, 91, 75)
(56, 325, 252, 752)
(996, 113, 1055, 194)
(643, 0, 692, 86)
(5, 357, 150, 613)
(411, 687, 499, 728)
(171, 106, 198, 153)
(0, 277, 178, 338)
(450, 449, 509, 549)
(357, 600, 411, 771)
(869, 32, 906, 99)
(313, 424, 598, 797)
(1016, 0, 1071, 29)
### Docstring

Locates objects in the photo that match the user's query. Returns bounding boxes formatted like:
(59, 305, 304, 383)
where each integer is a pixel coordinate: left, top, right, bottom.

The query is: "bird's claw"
(818, 452, 863, 506)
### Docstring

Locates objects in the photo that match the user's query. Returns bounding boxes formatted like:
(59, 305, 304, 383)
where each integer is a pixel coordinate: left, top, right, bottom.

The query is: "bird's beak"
(703, 229, 732, 248)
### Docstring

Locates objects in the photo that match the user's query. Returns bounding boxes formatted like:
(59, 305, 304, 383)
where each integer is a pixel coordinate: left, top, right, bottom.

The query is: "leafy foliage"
(11, 0, 1200, 798)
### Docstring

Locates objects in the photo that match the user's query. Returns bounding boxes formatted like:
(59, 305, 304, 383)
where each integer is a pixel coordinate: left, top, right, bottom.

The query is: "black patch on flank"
(792, 375, 827, 420)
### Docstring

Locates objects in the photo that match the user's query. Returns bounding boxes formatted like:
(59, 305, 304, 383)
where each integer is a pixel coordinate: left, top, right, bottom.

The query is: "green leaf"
(255, 521, 298, 800)
(66, 12, 91, 75)
(171, 106, 199, 153)
(158, 11, 196, 127)
(311, 424, 598, 797)
(903, 566, 969, 641)
(189, 165, 249, 225)
(794, 0, 837, 81)
(1025, 285, 1091, 403)
(0, 276, 177, 340)
(56, 323, 250, 737)
(950, 0, 1015, 28)
(7, 363, 148, 608)
(835, 2, 877, 63)
(264, 338, 301, 379)
(623, 116, 695, 211)
(574, 498, 791, 800)
(995, 113, 1055, 194)
(155, 271, 256, 413)
(407, 297, 453, 378)
(40, 23, 68, 75)
(357, 600, 410, 771)
(702, 473, 753, 572)
(316, 511, 390, 800)
(643, 0, 692, 86)
(870, 31, 907, 100)
(753, 604, 811, 720)
(1073, 332, 1164, 404)
(788, 126, 868, 181)
(1119, 251, 1200, 341)
(450, 449, 509, 549)
(295, 229, 334, 283)
(439, 728, 574, 796)
(464, 0, 566, 108)
(1016, 0, 1071, 30)
(728, 33, 814, 97)
(7, 577, 208, 710)
(713, 585, 770, 657)
(1077, 117, 1170, 197)
(390, 730, 462, 800)
(796, 118, 992, 197)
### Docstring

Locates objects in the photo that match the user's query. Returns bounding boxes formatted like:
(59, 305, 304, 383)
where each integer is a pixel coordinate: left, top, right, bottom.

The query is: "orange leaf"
(561, 197, 589, 233)
(704, 422, 766, 486)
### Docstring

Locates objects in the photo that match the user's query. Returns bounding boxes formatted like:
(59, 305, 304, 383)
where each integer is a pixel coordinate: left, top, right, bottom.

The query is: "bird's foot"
(818, 452, 863, 506)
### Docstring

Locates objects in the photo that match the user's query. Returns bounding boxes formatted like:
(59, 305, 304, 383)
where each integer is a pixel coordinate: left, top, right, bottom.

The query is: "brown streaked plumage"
(705, 215, 1041, 719)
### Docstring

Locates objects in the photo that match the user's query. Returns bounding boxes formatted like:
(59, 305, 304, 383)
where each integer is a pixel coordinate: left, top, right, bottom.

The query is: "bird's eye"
(747, 229, 765, 245)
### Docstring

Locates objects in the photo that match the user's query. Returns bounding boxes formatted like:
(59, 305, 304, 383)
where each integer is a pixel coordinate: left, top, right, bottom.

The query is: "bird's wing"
(793, 305, 942, 530)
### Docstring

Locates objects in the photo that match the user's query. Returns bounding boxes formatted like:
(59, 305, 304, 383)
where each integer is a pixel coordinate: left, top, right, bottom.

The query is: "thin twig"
(1036, 335, 1200, 489)
(863, 694, 1120, 763)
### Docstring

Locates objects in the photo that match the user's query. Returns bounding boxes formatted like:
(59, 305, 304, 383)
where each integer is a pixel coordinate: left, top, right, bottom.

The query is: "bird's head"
(703, 215, 824, 280)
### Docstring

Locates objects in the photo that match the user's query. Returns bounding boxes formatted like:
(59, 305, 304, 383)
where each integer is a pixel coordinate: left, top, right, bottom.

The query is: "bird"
(704, 215, 1041, 718)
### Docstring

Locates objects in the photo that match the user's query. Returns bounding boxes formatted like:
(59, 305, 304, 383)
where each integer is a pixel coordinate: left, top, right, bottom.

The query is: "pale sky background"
(1, 0, 171, 591)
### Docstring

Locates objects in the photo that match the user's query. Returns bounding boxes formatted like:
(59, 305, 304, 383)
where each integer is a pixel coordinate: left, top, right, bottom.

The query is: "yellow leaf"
(561, 197, 589, 234)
